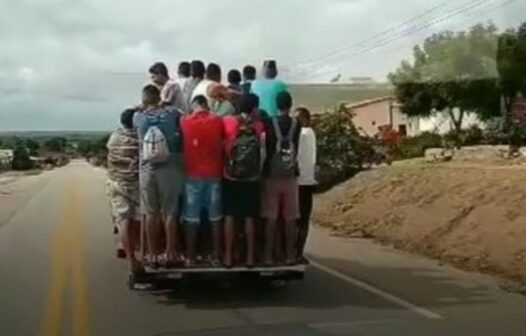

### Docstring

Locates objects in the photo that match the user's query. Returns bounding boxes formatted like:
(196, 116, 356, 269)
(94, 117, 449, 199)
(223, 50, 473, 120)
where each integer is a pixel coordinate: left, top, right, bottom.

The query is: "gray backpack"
(270, 117, 298, 178)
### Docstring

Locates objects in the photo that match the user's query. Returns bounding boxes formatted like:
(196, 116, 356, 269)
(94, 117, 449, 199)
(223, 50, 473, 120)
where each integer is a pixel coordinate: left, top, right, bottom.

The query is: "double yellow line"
(40, 184, 90, 336)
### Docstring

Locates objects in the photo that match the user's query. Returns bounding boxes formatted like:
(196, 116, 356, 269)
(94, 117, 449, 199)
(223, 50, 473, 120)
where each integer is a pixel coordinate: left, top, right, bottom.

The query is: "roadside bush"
(313, 103, 379, 191)
(483, 117, 508, 145)
(444, 125, 484, 147)
(11, 144, 34, 171)
(396, 132, 443, 159)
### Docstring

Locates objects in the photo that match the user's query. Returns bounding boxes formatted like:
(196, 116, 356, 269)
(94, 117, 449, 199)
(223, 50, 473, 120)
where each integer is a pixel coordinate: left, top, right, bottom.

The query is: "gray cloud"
(0, 0, 525, 130)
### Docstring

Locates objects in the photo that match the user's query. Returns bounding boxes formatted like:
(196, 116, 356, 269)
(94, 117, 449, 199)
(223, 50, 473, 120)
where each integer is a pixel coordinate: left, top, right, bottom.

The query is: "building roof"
(0, 149, 14, 157)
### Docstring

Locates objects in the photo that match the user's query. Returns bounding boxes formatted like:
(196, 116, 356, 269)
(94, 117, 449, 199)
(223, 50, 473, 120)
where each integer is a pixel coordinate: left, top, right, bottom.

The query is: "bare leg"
(284, 219, 297, 264)
(164, 215, 179, 263)
(264, 219, 276, 264)
(211, 221, 222, 263)
(145, 214, 160, 264)
(120, 218, 141, 272)
(274, 220, 285, 263)
(245, 217, 255, 266)
(185, 224, 198, 265)
(297, 225, 309, 260)
(223, 216, 235, 266)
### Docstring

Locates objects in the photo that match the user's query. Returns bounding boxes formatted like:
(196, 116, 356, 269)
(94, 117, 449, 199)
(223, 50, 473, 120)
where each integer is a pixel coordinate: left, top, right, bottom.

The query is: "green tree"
(497, 21, 526, 114)
(389, 23, 501, 145)
(77, 140, 94, 157)
(44, 137, 68, 153)
(11, 144, 33, 170)
(24, 139, 40, 156)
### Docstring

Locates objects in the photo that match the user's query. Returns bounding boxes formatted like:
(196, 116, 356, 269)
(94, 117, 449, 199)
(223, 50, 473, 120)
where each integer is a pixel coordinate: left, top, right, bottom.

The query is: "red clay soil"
(313, 161, 526, 285)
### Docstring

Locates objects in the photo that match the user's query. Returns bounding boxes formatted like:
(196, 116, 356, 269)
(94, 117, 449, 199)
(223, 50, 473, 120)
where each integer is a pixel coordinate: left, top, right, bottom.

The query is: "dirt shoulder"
(313, 160, 526, 286)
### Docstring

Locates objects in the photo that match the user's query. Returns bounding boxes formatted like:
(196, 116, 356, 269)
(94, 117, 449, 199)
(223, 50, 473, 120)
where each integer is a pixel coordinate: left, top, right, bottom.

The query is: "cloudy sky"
(0, 0, 524, 131)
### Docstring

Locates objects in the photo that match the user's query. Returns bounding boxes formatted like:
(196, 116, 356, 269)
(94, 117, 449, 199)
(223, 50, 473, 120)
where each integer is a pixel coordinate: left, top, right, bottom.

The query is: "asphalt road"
(1, 160, 526, 336)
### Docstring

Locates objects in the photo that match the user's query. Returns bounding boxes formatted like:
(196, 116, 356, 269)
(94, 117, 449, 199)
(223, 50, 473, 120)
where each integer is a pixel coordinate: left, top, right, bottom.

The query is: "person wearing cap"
(149, 62, 185, 112)
(250, 60, 288, 117)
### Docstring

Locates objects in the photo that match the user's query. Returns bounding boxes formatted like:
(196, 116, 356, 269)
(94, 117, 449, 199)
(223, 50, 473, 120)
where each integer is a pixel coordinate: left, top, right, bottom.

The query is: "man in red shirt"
(181, 95, 224, 265)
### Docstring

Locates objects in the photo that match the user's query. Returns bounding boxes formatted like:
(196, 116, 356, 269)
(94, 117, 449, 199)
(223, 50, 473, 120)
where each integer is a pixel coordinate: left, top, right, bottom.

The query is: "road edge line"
(310, 260, 443, 320)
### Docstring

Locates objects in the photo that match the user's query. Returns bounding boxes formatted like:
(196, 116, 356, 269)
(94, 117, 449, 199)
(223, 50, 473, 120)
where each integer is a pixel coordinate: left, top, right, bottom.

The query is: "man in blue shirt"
(133, 84, 184, 267)
(250, 60, 288, 117)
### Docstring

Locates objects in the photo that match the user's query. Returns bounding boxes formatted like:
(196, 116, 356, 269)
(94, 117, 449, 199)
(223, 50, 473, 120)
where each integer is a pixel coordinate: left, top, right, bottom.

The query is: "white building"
(412, 109, 486, 135)
(0, 149, 14, 169)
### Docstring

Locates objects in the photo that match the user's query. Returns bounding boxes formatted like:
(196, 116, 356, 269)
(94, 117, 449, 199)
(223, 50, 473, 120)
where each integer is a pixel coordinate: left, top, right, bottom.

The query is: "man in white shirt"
(149, 62, 185, 112)
(295, 106, 317, 261)
(191, 63, 221, 105)
(175, 61, 191, 94)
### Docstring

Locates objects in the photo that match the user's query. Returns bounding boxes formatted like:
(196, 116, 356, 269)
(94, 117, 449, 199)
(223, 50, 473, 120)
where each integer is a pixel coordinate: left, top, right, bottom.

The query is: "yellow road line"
(71, 189, 91, 336)
(39, 181, 91, 336)
(39, 187, 76, 336)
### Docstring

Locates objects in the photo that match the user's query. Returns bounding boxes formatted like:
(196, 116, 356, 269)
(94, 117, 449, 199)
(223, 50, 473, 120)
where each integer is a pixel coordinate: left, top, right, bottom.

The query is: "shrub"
(313, 103, 380, 191)
(444, 125, 484, 147)
(11, 144, 34, 171)
(396, 132, 443, 159)
(483, 117, 508, 145)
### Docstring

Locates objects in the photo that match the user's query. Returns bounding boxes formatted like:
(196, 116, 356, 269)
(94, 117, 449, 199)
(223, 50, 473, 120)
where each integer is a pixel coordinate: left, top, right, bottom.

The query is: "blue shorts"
(183, 178, 222, 224)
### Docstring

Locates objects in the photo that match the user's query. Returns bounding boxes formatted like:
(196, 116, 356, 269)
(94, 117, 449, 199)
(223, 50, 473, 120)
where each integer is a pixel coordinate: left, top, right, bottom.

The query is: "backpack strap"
(286, 118, 297, 141)
(272, 117, 283, 141)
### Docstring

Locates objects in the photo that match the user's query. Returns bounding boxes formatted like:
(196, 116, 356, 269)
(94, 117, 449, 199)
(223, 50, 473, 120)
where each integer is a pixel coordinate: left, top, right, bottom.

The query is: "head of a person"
(237, 93, 259, 116)
(295, 107, 312, 128)
(190, 60, 206, 79)
(142, 84, 161, 107)
(149, 62, 169, 86)
(178, 61, 191, 78)
(242, 65, 256, 82)
(120, 108, 136, 130)
(262, 60, 278, 79)
(206, 63, 222, 82)
(276, 90, 293, 114)
(227, 69, 242, 86)
(191, 95, 209, 111)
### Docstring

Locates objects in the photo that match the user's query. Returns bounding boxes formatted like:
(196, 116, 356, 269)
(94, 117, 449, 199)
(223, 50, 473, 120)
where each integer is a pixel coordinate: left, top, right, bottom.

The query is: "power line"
(287, 0, 453, 69)
(294, 0, 493, 77)
(300, 0, 514, 80)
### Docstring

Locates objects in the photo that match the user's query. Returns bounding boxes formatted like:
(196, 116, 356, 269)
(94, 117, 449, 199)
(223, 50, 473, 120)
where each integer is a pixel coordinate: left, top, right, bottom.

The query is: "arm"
(257, 123, 267, 170)
(173, 84, 187, 112)
(312, 130, 317, 166)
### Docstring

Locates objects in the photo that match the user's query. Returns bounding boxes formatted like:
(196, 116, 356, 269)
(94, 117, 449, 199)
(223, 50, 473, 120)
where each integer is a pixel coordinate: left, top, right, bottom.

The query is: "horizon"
(1, 0, 524, 131)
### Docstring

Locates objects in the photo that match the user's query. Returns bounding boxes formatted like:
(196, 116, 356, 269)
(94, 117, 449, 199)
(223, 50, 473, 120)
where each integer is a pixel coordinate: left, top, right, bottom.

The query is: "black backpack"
(269, 117, 298, 178)
(226, 116, 261, 180)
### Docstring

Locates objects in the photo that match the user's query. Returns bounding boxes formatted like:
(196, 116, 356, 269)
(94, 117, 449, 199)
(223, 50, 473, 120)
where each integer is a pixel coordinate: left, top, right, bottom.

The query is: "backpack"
(226, 116, 261, 180)
(270, 117, 298, 178)
(141, 115, 170, 164)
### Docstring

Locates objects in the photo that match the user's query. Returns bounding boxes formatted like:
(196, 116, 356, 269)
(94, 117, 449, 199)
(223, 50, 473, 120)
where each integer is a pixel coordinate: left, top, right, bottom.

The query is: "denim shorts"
(183, 178, 222, 224)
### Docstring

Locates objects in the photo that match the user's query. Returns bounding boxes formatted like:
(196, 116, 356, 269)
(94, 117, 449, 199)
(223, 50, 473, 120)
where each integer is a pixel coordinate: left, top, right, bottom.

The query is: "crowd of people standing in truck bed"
(106, 59, 317, 275)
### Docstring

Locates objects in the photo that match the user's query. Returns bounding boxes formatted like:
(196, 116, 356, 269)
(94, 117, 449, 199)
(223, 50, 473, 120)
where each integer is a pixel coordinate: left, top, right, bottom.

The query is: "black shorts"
(223, 179, 261, 218)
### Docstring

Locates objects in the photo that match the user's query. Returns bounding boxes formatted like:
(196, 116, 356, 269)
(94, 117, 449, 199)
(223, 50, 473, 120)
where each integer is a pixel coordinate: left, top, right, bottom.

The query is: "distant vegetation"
(0, 132, 110, 171)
